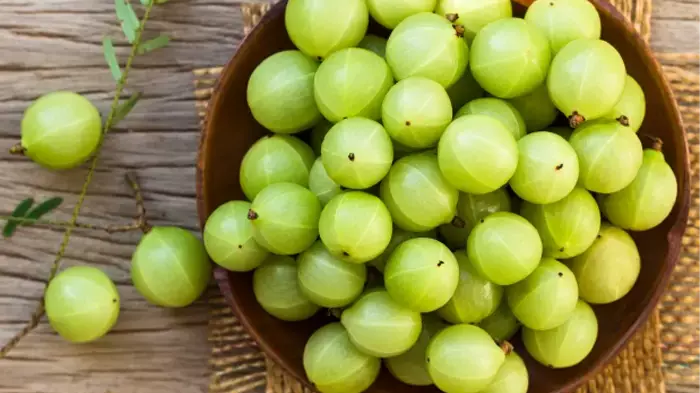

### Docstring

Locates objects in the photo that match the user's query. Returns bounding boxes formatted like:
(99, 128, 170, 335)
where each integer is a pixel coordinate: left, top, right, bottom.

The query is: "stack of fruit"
(203, 0, 679, 392)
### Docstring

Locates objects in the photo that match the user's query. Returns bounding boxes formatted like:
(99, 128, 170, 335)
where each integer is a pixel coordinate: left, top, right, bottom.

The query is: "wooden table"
(0, 1, 697, 392)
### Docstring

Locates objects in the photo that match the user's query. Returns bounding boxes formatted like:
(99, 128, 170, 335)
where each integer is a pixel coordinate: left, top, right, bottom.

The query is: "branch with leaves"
(1, 0, 170, 358)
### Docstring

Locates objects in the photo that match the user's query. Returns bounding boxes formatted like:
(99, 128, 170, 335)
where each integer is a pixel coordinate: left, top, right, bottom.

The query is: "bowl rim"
(196, 0, 691, 391)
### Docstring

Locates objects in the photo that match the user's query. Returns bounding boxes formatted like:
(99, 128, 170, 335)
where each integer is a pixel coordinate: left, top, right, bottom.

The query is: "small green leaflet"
(3, 197, 63, 238)
(137, 35, 170, 55)
(3, 198, 34, 238)
(112, 92, 142, 127)
(115, 0, 140, 43)
(103, 37, 122, 82)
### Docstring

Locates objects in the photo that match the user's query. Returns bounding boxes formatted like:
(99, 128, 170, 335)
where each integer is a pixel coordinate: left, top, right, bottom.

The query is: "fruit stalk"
(9, 144, 25, 155)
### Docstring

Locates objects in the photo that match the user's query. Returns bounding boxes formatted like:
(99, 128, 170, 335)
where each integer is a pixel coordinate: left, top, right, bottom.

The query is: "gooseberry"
(368, 227, 436, 272)
(435, 0, 513, 42)
(507, 83, 558, 132)
(438, 188, 512, 249)
(308, 158, 343, 206)
(525, 0, 601, 54)
(254, 255, 320, 321)
(602, 74, 646, 132)
(456, 97, 526, 140)
(478, 301, 521, 343)
(358, 34, 388, 58)
(385, 314, 447, 386)
(367, 0, 438, 29)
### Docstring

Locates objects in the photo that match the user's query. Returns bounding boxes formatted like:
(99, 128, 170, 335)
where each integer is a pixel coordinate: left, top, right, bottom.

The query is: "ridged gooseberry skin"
(308, 158, 342, 207)
(520, 187, 601, 259)
(297, 241, 367, 308)
(445, 68, 486, 111)
(506, 258, 579, 331)
(435, 0, 513, 42)
(439, 188, 512, 249)
(437, 250, 504, 324)
(470, 18, 551, 99)
(321, 118, 394, 190)
(249, 183, 321, 255)
(481, 352, 529, 393)
(426, 324, 506, 393)
(203, 201, 270, 272)
(303, 323, 381, 393)
(44, 266, 119, 343)
(569, 121, 643, 193)
(285, 0, 368, 60)
(314, 48, 394, 122)
(547, 39, 626, 124)
(131, 227, 211, 308)
(382, 77, 453, 149)
(340, 289, 423, 357)
(456, 98, 527, 140)
(359, 34, 388, 58)
(478, 301, 521, 343)
(384, 238, 460, 313)
(385, 314, 447, 387)
(438, 115, 519, 194)
(367, 0, 437, 29)
(239, 134, 315, 201)
(254, 255, 320, 321)
(368, 227, 436, 272)
(380, 153, 459, 232)
(385, 12, 469, 88)
(524, 0, 601, 54)
(509, 131, 580, 204)
(600, 148, 678, 231)
(602, 75, 646, 132)
(246, 50, 321, 134)
(21, 91, 102, 170)
(467, 212, 543, 285)
(568, 224, 641, 304)
(507, 84, 558, 133)
(319, 192, 393, 264)
(523, 299, 598, 368)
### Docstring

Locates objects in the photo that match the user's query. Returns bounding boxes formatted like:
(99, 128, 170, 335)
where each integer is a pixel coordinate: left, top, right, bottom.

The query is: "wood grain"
(0, 0, 696, 393)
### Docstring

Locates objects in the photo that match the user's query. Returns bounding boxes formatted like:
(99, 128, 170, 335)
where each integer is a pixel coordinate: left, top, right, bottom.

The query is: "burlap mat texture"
(193, 1, 700, 392)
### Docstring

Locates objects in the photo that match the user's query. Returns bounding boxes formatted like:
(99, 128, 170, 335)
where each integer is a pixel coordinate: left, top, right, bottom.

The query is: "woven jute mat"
(194, 1, 699, 392)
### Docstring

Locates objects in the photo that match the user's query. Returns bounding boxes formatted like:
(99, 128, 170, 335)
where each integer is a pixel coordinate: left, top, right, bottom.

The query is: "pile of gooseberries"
(219, 0, 676, 392)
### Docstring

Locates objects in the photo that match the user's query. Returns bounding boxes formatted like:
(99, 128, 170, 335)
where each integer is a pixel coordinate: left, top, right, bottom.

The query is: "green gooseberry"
(602, 74, 646, 132)
(445, 67, 485, 111)
(385, 238, 460, 313)
(285, 0, 368, 60)
(525, 0, 601, 54)
(569, 223, 641, 304)
(368, 227, 436, 273)
(380, 153, 459, 232)
(507, 83, 558, 132)
(45, 266, 119, 343)
(599, 147, 678, 231)
(20, 91, 102, 170)
(435, 0, 513, 42)
(456, 97, 527, 140)
(382, 76, 453, 149)
(367, 0, 438, 29)
(520, 187, 601, 259)
(358, 34, 388, 58)
(309, 119, 333, 156)
(438, 114, 519, 194)
(478, 301, 521, 343)
(253, 255, 320, 321)
(131, 226, 211, 308)
(385, 314, 447, 386)
(509, 131, 580, 204)
(321, 117, 393, 189)
(386, 12, 468, 88)
(506, 258, 579, 330)
(481, 351, 529, 393)
(203, 200, 270, 272)
(319, 191, 393, 264)
(246, 50, 321, 133)
(239, 134, 315, 201)
(569, 120, 643, 194)
(314, 48, 394, 122)
(248, 182, 321, 255)
(467, 212, 543, 285)
(438, 188, 512, 249)
(308, 158, 342, 206)
(437, 250, 504, 324)
(470, 18, 551, 98)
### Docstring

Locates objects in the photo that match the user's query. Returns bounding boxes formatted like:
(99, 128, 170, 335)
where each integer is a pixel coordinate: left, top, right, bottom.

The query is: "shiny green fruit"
(308, 158, 343, 206)
(478, 301, 520, 343)
(368, 227, 436, 272)
(385, 314, 447, 386)
(456, 98, 526, 140)
(254, 255, 320, 321)
(439, 188, 512, 249)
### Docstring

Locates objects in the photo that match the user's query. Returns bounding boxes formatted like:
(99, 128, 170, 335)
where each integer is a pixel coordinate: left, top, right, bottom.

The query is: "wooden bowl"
(197, 1, 690, 392)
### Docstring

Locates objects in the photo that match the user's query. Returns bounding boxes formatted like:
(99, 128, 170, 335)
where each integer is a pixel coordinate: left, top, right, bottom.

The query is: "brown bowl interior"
(197, 1, 691, 392)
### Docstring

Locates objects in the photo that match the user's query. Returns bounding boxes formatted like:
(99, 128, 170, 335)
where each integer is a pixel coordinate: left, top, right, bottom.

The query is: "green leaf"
(115, 0, 139, 43)
(137, 35, 170, 55)
(102, 37, 122, 82)
(24, 197, 64, 224)
(140, 0, 152, 4)
(3, 198, 34, 238)
(112, 92, 142, 126)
